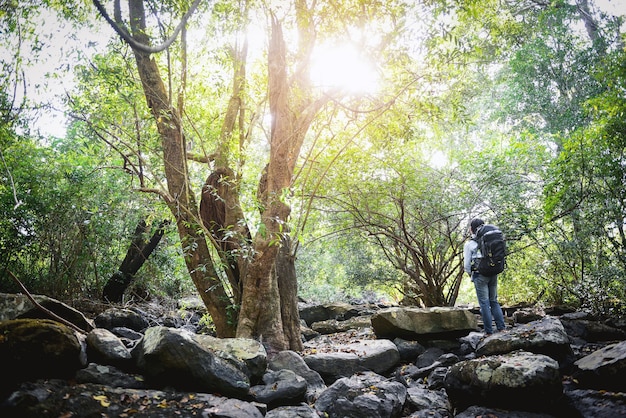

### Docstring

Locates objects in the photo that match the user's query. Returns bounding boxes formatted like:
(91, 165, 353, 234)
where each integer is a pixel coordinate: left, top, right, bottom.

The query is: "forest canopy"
(1, 0, 625, 351)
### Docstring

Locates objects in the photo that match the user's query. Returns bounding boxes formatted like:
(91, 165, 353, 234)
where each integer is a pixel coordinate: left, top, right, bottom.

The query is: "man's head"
(470, 218, 485, 234)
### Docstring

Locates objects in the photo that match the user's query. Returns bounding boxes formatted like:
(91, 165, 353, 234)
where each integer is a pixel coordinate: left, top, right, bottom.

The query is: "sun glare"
(309, 43, 379, 95)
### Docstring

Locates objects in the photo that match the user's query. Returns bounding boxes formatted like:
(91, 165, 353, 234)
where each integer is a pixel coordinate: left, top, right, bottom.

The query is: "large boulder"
(194, 333, 268, 381)
(371, 307, 478, 340)
(303, 338, 400, 382)
(0, 293, 93, 332)
(315, 371, 407, 418)
(0, 319, 84, 395)
(444, 350, 563, 414)
(476, 316, 573, 366)
(573, 340, 626, 391)
(135, 326, 259, 398)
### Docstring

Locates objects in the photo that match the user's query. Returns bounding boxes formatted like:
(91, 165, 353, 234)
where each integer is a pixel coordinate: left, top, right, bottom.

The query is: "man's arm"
(463, 240, 477, 275)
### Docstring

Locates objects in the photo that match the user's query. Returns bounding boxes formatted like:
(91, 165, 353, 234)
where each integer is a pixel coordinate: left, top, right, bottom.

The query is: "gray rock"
(311, 315, 372, 334)
(0, 319, 84, 392)
(0, 293, 93, 332)
(269, 350, 326, 402)
(86, 328, 132, 368)
(136, 326, 251, 397)
(574, 339, 626, 391)
(371, 307, 478, 340)
(75, 363, 146, 388)
(404, 386, 451, 417)
(415, 347, 445, 368)
(303, 338, 400, 382)
(444, 350, 562, 413)
(561, 318, 626, 342)
(454, 405, 557, 417)
(94, 308, 149, 331)
(564, 388, 626, 418)
(315, 371, 407, 418)
(265, 404, 319, 417)
(476, 316, 574, 366)
(299, 302, 362, 326)
(249, 369, 307, 407)
(393, 338, 426, 362)
(194, 333, 268, 381)
(512, 306, 546, 324)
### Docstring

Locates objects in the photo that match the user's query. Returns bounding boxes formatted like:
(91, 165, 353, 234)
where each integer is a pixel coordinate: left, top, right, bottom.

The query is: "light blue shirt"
(463, 238, 479, 275)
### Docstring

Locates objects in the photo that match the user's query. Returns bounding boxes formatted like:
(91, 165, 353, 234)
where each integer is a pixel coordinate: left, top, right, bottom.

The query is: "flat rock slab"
(303, 339, 399, 382)
(371, 307, 478, 340)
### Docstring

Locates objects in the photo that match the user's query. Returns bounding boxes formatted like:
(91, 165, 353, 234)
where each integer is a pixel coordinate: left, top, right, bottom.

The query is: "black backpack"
(473, 224, 506, 276)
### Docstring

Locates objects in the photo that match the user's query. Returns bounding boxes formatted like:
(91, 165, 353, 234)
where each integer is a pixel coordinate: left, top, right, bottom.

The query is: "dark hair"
(470, 218, 484, 233)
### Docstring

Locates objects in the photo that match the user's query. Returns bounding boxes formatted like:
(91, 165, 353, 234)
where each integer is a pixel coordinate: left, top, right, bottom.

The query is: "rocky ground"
(1, 293, 626, 417)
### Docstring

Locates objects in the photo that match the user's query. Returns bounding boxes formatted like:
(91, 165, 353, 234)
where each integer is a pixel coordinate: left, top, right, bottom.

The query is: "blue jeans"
(473, 273, 506, 334)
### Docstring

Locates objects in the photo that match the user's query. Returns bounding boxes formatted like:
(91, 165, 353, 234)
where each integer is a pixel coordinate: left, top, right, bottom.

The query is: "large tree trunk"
(128, 0, 235, 337)
(275, 235, 303, 351)
(236, 11, 327, 351)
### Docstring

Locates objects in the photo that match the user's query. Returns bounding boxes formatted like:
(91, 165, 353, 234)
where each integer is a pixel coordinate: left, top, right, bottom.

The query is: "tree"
(86, 0, 412, 351)
(102, 218, 168, 302)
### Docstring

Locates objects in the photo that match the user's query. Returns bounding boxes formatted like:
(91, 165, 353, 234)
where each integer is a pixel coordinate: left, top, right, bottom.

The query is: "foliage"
(1, 0, 626, 320)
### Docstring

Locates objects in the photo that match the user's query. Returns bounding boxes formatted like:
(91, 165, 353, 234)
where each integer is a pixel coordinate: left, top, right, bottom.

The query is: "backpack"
(473, 224, 506, 276)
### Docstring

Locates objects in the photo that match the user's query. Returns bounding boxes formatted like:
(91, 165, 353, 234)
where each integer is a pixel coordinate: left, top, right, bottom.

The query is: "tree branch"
(91, 0, 202, 54)
(8, 270, 90, 334)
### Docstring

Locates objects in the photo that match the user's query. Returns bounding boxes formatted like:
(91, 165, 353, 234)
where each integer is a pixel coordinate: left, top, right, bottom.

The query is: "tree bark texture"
(102, 219, 168, 302)
(128, 0, 235, 337)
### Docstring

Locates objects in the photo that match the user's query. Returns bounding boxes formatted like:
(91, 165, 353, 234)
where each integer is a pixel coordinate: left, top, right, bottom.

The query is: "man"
(463, 218, 506, 335)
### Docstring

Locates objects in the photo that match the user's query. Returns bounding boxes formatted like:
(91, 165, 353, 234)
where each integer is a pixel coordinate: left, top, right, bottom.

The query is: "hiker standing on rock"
(464, 218, 506, 335)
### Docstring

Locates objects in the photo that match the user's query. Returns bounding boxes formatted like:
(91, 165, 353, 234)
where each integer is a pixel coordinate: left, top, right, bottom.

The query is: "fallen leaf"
(93, 395, 110, 407)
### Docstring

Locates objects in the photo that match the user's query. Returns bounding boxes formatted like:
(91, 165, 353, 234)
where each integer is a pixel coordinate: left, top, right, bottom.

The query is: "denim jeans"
(473, 273, 506, 334)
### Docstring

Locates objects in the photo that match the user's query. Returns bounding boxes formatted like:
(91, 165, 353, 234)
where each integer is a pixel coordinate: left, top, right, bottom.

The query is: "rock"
(315, 371, 407, 418)
(394, 352, 458, 390)
(86, 328, 133, 369)
(265, 404, 319, 417)
(404, 386, 451, 417)
(75, 363, 147, 389)
(573, 339, 626, 391)
(476, 316, 574, 366)
(560, 318, 626, 342)
(444, 350, 563, 413)
(512, 306, 546, 324)
(0, 293, 93, 332)
(0, 319, 84, 395)
(415, 347, 445, 368)
(371, 307, 478, 340)
(393, 338, 426, 362)
(249, 369, 307, 407)
(1, 380, 264, 417)
(135, 326, 251, 398)
(194, 333, 268, 382)
(269, 350, 327, 402)
(564, 388, 626, 418)
(299, 302, 361, 326)
(303, 338, 400, 382)
(94, 308, 149, 331)
(454, 405, 557, 417)
(311, 315, 372, 334)
(300, 320, 320, 341)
